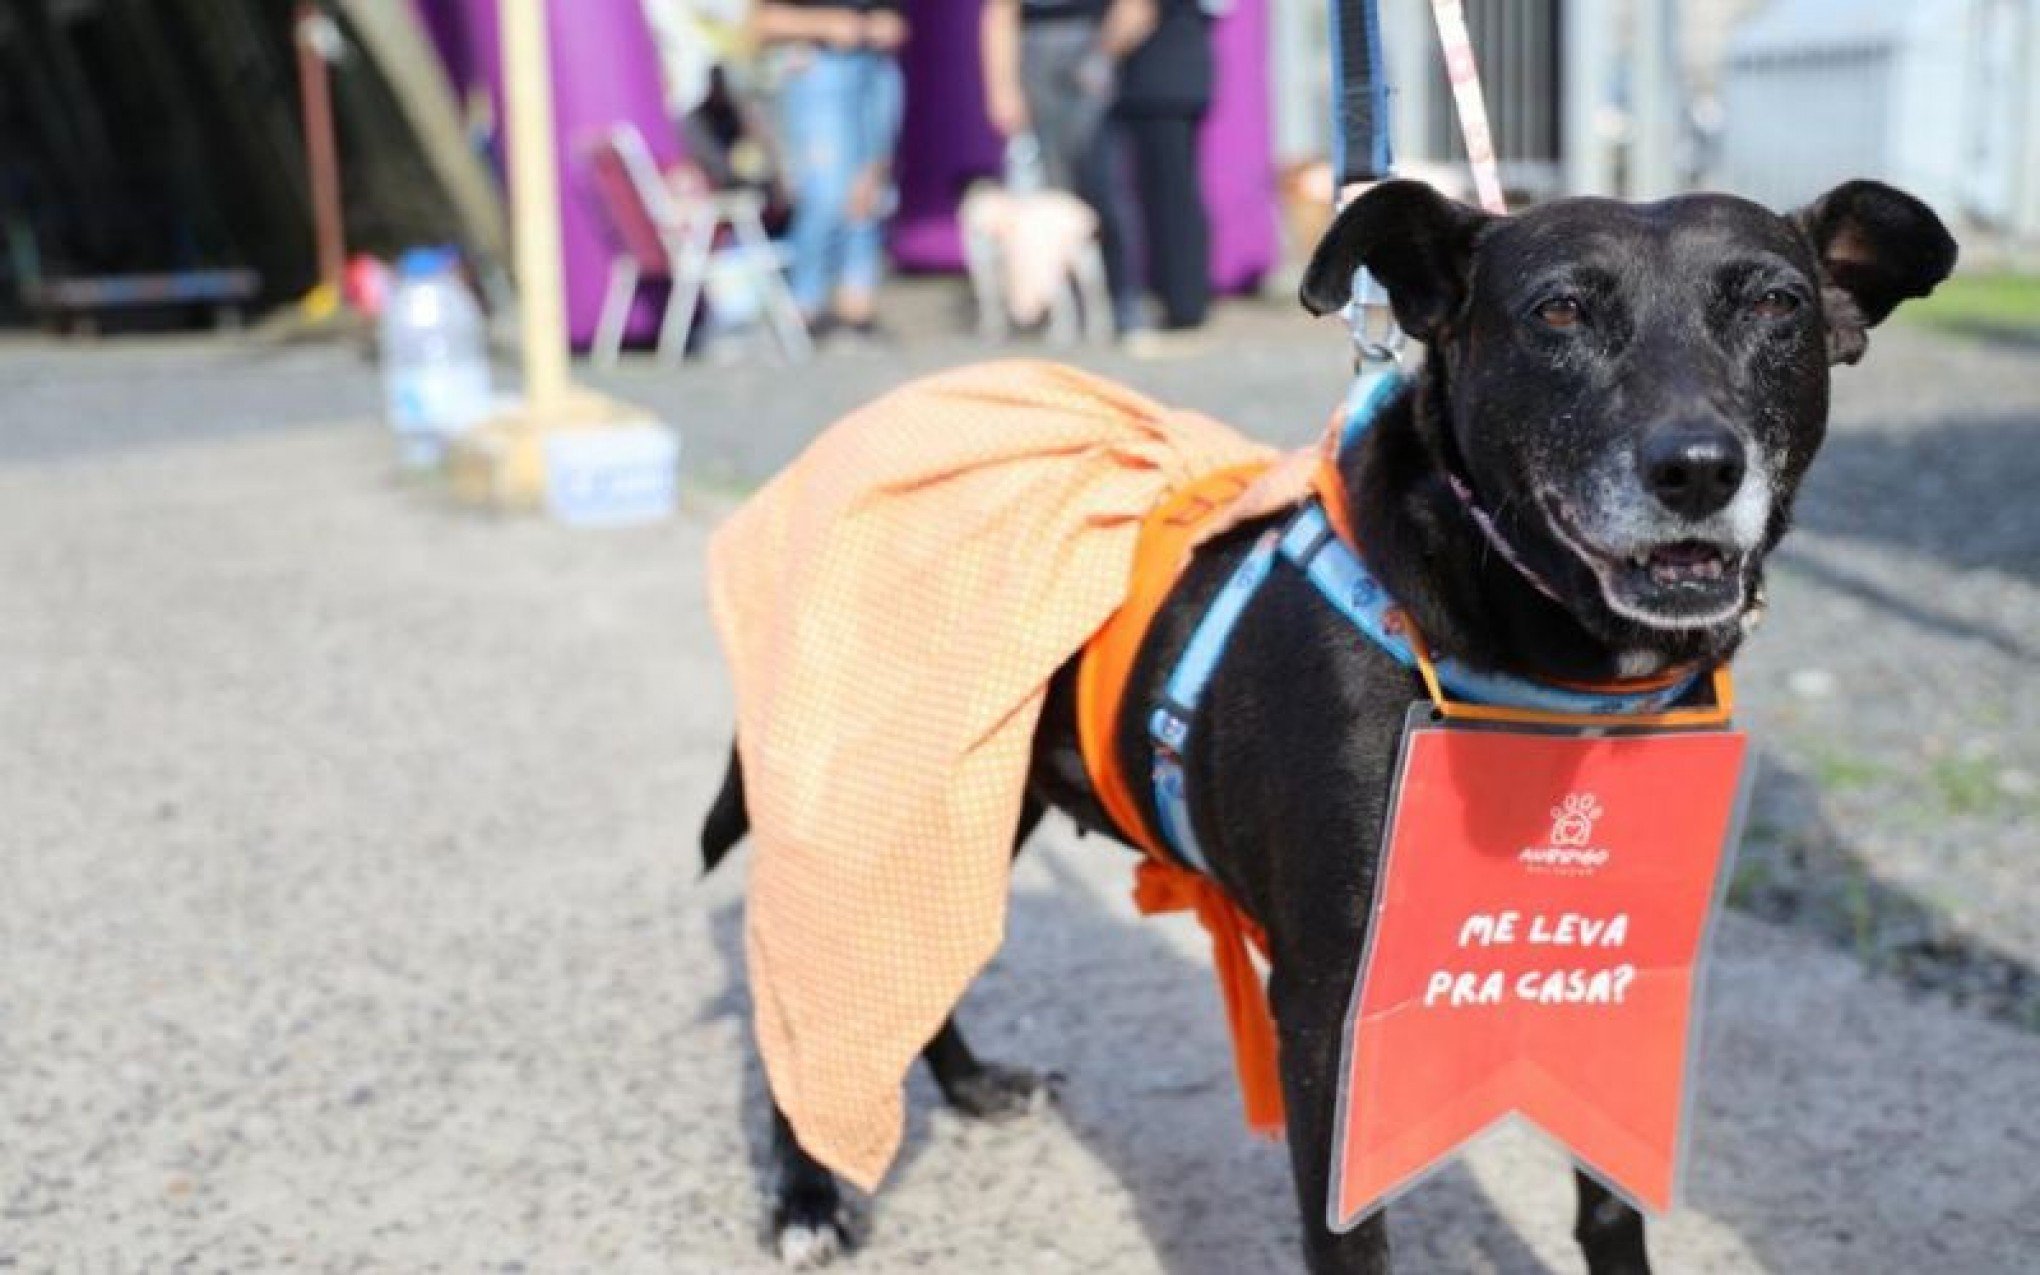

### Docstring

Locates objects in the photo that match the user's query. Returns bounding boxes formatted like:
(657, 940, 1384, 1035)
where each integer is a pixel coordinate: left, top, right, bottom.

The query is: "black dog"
(703, 178, 1955, 1271)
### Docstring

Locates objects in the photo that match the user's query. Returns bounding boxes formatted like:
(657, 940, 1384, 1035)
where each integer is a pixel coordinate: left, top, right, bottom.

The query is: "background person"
(1113, 0, 1216, 337)
(642, 0, 749, 154)
(680, 67, 789, 221)
(643, 1, 784, 218)
(981, 0, 1156, 333)
(752, 1, 908, 339)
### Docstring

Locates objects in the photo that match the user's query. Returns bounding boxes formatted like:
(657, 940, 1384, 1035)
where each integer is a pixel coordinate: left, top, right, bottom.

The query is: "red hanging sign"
(1330, 709, 1751, 1230)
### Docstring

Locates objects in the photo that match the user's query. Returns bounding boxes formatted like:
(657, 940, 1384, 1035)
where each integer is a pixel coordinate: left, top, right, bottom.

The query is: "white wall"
(1718, 0, 2039, 232)
(1720, 47, 1894, 211)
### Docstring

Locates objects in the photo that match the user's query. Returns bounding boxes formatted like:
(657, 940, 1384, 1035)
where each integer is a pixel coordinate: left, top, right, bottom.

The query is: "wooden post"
(447, 0, 672, 514)
(500, 0, 571, 412)
(295, 1, 346, 302)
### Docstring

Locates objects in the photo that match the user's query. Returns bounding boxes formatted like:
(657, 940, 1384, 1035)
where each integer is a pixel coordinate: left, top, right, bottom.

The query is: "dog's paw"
(771, 1195, 852, 1270)
(940, 1061, 1062, 1122)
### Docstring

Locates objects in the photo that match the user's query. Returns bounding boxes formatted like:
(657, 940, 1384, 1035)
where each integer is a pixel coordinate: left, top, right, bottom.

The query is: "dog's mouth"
(1541, 496, 1749, 631)
(1633, 539, 1733, 586)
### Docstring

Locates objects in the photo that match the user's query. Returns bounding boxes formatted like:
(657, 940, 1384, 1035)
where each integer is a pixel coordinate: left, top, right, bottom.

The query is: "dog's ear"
(1791, 180, 1957, 365)
(1299, 180, 1493, 342)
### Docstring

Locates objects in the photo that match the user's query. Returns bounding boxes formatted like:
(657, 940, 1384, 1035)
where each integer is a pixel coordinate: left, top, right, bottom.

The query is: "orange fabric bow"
(1131, 859, 1287, 1136)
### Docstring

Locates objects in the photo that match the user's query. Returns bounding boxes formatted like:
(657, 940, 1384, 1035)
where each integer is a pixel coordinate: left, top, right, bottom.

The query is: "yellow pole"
(451, 0, 656, 510)
(501, 0, 571, 410)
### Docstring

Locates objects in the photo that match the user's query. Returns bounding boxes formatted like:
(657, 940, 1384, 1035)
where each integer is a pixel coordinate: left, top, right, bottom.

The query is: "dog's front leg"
(1574, 1168, 1651, 1275)
(1271, 965, 1393, 1274)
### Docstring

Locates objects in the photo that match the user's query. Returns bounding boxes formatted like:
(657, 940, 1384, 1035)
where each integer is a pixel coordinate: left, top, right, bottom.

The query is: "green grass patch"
(1905, 272, 2040, 343)
(1726, 856, 1774, 905)
(685, 467, 760, 501)
(1927, 754, 2008, 816)
(1804, 743, 1885, 793)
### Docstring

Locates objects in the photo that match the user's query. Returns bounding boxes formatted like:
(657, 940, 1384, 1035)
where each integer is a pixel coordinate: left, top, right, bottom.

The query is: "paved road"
(2, 396, 2036, 1269)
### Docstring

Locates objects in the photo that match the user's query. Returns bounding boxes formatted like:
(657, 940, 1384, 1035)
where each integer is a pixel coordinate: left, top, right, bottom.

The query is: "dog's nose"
(1639, 425, 1747, 518)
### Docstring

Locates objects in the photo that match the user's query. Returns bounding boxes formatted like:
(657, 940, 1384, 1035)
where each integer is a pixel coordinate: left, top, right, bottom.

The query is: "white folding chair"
(584, 123, 810, 367)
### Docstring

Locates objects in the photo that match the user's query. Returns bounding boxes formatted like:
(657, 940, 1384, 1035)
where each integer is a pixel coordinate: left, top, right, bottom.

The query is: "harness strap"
(1310, 368, 1399, 554)
(1281, 504, 1724, 721)
(1150, 529, 1282, 875)
(1076, 462, 1287, 1138)
(1078, 463, 1273, 864)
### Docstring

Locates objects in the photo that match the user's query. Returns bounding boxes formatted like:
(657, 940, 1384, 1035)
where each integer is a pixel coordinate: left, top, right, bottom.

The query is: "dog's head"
(1302, 179, 1955, 648)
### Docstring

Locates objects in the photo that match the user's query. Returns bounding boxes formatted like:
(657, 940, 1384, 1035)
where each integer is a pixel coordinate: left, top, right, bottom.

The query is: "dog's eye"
(1750, 289, 1801, 320)
(1534, 296, 1583, 330)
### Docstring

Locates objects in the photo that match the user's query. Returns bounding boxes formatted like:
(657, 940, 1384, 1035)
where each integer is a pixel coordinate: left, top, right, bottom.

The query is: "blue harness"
(1142, 369, 1709, 876)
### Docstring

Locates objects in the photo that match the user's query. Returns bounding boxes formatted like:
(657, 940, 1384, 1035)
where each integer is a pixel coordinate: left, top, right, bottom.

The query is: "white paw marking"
(776, 1221, 844, 1270)
(1615, 648, 1668, 678)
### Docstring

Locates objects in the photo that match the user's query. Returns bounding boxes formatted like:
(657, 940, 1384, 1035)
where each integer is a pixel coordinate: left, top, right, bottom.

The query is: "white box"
(542, 421, 681, 527)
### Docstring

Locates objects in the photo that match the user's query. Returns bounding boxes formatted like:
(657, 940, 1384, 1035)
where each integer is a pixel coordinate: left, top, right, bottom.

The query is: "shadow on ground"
(1795, 410, 2040, 588)
(694, 789, 2037, 1272)
(703, 853, 1562, 1274)
(1738, 757, 2039, 1029)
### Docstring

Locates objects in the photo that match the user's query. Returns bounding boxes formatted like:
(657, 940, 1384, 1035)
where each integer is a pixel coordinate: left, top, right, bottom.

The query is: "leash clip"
(1343, 266, 1405, 369)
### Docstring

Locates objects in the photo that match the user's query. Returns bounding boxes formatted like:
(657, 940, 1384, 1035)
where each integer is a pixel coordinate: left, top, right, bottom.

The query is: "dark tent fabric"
(0, 0, 501, 322)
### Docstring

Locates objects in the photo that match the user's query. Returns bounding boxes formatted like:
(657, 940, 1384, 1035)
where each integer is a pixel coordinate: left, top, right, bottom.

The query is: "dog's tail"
(700, 743, 750, 876)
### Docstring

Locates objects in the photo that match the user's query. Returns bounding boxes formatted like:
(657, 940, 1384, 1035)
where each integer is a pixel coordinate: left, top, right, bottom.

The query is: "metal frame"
(589, 124, 810, 368)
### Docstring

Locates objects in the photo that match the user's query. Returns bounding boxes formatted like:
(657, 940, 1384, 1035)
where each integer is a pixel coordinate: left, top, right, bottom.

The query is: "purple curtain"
(1200, 0, 1278, 291)
(891, 0, 1002, 270)
(432, 0, 683, 347)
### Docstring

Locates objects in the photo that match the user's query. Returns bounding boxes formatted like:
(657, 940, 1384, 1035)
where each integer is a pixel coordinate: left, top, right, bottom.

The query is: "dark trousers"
(1117, 109, 1211, 329)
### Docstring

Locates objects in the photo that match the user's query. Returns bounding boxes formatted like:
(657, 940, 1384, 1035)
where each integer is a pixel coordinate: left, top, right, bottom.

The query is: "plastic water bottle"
(1004, 133, 1046, 195)
(380, 246, 491, 470)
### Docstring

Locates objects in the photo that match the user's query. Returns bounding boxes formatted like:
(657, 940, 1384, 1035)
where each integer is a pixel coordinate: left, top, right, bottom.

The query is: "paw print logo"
(1548, 793, 1603, 848)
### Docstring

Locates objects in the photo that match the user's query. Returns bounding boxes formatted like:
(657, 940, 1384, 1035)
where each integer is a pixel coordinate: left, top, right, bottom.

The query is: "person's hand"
(1075, 47, 1115, 101)
(847, 166, 885, 221)
(819, 8, 864, 49)
(987, 82, 1030, 137)
(863, 9, 908, 52)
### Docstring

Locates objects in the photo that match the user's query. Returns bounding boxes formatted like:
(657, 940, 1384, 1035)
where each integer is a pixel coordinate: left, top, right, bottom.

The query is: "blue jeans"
(776, 48, 903, 316)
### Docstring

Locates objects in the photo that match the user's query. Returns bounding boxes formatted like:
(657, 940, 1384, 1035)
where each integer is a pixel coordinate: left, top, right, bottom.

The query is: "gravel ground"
(1725, 332, 2040, 1026)
(1, 296, 2035, 1269)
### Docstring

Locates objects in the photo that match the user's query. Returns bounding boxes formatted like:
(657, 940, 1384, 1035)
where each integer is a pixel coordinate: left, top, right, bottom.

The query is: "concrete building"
(1716, 0, 2040, 241)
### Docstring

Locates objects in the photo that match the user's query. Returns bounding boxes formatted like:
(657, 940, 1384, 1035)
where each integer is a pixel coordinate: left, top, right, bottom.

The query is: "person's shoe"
(829, 316, 894, 352)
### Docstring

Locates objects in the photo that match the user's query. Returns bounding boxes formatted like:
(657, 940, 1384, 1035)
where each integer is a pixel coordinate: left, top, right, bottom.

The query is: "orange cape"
(707, 361, 1311, 1188)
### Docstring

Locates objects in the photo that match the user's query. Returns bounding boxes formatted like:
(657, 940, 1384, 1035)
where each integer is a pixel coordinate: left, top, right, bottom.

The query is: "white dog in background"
(959, 183, 1114, 345)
